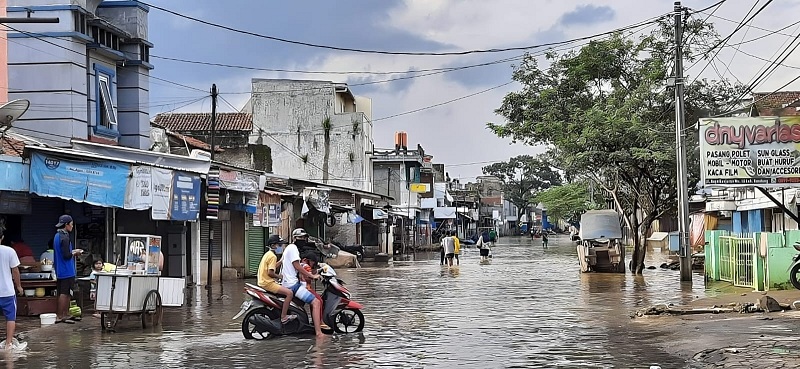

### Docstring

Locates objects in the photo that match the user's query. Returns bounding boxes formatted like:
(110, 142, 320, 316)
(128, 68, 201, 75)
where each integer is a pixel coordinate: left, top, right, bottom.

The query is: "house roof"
(1, 135, 25, 157)
(753, 91, 800, 113)
(153, 113, 253, 132)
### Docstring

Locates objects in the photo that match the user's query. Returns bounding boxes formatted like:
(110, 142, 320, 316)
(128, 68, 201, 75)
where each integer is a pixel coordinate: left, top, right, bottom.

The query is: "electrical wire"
(372, 81, 514, 122)
(2, 24, 208, 93)
(142, 1, 668, 57)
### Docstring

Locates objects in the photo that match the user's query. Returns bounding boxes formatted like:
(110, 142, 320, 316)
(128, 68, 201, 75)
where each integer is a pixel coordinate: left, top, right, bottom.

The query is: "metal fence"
(718, 235, 756, 288)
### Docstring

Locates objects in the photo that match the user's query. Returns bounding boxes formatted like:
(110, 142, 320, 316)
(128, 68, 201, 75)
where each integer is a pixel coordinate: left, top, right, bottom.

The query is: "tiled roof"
(753, 91, 800, 111)
(1, 136, 25, 157)
(153, 113, 253, 132)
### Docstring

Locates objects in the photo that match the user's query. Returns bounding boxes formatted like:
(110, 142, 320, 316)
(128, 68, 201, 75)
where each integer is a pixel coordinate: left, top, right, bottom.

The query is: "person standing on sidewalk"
(53, 215, 83, 324)
(0, 233, 24, 351)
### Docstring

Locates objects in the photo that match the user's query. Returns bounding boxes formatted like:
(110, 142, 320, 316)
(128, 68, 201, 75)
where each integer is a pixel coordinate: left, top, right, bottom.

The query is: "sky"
(144, 0, 800, 182)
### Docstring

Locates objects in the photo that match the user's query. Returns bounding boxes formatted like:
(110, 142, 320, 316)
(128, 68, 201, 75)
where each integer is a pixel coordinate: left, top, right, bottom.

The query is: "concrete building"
(371, 145, 425, 252)
(7, 0, 153, 149)
(246, 79, 373, 192)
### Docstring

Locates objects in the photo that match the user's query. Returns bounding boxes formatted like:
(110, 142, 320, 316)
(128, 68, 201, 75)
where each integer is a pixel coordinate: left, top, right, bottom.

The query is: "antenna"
(0, 99, 30, 152)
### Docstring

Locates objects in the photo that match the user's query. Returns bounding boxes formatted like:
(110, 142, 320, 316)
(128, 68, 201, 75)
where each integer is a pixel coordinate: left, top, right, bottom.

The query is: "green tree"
(536, 182, 599, 224)
(482, 155, 562, 223)
(488, 19, 744, 273)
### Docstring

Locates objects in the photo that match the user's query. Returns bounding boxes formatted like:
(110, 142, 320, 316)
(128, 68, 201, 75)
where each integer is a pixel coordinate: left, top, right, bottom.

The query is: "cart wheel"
(142, 290, 163, 329)
(101, 313, 119, 332)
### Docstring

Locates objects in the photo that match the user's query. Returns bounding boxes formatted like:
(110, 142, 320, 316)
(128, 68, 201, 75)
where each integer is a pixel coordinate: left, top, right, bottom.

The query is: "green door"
(246, 217, 266, 277)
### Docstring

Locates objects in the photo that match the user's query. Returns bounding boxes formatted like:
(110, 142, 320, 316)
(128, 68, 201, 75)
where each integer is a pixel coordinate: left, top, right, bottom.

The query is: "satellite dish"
(0, 99, 30, 128)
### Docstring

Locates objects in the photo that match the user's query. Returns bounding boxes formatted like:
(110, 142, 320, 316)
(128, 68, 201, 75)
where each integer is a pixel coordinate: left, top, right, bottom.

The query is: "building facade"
(7, 0, 153, 149)
(247, 79, 373, 191)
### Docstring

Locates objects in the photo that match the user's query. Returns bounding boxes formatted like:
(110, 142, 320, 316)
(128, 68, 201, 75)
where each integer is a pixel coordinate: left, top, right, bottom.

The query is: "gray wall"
(250, 79, 371, 190)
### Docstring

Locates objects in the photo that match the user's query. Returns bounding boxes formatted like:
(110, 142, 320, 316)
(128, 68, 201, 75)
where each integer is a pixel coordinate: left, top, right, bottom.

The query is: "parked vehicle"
(338, 244, 365, 263)
(233, 264, 364, 339)
(788, 242, 800, 290)
(577, 210, 625, 273)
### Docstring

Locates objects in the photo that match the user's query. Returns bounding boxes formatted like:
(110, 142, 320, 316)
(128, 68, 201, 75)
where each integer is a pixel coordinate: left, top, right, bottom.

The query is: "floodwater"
(3, 235, 708, 368)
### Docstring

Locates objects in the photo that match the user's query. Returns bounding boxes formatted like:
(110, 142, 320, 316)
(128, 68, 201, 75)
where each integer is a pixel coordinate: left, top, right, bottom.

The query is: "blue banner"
(171, 171, 201, 221)
(30, 152, 130, 207)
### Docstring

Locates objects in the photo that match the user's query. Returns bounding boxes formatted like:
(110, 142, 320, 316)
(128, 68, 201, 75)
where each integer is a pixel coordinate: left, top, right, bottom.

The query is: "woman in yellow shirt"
(452, 231, 461, 265)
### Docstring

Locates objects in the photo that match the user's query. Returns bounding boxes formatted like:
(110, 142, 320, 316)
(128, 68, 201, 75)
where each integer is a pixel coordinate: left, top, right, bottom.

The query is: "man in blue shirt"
(53, 215, 83, 324)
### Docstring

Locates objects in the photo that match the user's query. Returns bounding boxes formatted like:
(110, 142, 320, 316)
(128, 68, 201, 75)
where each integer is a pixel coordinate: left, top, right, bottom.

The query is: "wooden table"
(17, 280, 57, 316)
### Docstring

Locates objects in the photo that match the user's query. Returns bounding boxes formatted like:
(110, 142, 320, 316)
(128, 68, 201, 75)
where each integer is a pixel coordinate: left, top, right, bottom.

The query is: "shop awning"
(70, 141, 211, 174)
(292, 178, 394, 201)
(263, 188, 297, 197)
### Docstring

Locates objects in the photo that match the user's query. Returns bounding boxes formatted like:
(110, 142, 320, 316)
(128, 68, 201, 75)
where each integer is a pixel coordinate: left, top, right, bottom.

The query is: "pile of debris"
(632, 295, 791, 318)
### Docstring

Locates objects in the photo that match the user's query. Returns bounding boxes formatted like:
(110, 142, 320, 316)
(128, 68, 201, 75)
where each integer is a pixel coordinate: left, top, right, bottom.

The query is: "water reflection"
(3, 236, 710, 368)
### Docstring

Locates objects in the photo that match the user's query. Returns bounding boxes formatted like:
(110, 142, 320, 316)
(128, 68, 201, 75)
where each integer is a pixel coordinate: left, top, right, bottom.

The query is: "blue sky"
(143, 0, 800, 180)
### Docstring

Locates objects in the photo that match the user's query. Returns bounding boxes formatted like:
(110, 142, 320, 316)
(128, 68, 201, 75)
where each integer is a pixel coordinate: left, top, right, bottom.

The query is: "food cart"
(95, 234, 164, 331)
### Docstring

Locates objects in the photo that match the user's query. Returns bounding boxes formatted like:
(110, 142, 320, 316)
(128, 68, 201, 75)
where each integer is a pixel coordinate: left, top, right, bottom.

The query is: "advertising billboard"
(699, 116, 800, 187)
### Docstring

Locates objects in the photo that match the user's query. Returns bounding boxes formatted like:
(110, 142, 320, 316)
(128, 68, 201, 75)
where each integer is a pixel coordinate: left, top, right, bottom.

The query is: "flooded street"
(5, 235, 708, 368)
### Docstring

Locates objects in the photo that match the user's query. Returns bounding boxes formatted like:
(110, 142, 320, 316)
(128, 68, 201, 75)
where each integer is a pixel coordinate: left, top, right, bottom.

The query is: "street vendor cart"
(95, 234, 164, 331)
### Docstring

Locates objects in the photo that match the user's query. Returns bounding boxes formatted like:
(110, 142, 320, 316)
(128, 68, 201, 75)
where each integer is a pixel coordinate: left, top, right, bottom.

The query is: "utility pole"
(674, 2, 692, 283)
(206, 84, 218, 289)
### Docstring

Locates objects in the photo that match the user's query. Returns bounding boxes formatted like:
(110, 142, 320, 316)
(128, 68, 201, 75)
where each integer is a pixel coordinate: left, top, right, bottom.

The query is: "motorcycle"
(233, 264, 365, 339)
(338, 244, 365, 263)
(789, 243, 800, 290)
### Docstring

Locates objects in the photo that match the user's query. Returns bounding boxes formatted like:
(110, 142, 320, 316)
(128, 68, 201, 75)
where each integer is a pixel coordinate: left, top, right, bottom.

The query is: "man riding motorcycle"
(281, 228, 325, 338)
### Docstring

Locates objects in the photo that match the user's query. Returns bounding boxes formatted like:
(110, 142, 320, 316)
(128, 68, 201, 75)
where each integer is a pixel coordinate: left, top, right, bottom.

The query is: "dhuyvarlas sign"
(699, 117, 800, 187)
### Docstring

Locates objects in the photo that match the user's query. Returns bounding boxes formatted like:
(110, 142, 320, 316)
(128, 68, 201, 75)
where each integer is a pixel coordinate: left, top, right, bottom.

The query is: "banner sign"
(125, 165, 152, 210)
(151, 168, 173, 220)
(172, 172, 201, 221)
(30, 152, 130, 207)
(700, 117, 800, 187)
(219, 169, 259, 193)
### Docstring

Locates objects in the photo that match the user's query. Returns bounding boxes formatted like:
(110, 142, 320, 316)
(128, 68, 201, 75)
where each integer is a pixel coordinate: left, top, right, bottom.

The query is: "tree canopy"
(482, 155, 562, 220)
(535, 182, 599, 224)
(488, 19, 744, 273)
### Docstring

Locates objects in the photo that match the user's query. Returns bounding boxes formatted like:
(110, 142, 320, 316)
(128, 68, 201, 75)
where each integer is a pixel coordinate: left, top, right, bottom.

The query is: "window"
(97, 72, 117, 130)
(139, 43, 150, 63)
(72, 11, 87, 35)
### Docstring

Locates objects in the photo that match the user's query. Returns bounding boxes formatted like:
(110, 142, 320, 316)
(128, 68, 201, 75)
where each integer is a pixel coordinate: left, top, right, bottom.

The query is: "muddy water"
(4, 236, 707, 368)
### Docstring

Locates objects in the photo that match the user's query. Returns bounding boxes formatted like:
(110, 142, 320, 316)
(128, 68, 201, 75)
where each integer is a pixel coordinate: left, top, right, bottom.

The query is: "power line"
(2, 24, 208, 93)
(372, 81, 514, 122)
(142, 1, 667, 56)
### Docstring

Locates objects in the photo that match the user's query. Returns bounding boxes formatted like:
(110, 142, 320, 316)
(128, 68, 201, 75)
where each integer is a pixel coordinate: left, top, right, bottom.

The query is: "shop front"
(196, 165, 263, 284)
(26, 144, 208, 283)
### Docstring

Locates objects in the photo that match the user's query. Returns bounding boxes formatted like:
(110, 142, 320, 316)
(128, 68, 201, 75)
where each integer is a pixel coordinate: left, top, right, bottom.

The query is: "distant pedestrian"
(441, 232, 456, 267)
(477, 235, 490, 262)
(542, 233, 549, 249)
(0, 233, 25, 351)
(451, 231, 461, 266)
(489, 229, 497, 246)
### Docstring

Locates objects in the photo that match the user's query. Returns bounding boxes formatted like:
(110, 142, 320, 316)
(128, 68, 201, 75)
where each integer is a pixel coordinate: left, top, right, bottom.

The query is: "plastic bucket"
(40, 313, 57, 326)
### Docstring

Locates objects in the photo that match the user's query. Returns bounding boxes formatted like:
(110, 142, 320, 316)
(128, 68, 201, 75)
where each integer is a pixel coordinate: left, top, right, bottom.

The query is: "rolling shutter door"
(200, 220, 222, 259)
(22, 197, 64, 257)
(246, 214, 266, 277)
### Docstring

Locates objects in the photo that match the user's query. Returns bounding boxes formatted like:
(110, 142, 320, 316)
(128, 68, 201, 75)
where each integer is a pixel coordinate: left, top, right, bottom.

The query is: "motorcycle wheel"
(790, 264, 800, 290)
(241, 307, 277, 340)
(333, 308, 365, 334)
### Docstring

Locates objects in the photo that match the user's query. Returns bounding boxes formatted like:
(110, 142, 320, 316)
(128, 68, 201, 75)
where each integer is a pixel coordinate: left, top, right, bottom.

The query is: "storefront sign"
(151, 168, 173, 220)
(254, 193, 266, 227)
(267, 204, 281, 227)
(245, 192, 258, 214)
(410, 183, 430, 193)
(124, 165, 152, 210)
(171, 172, 201, 221)
(0, 160, 29, 192)
(700, 117, 800, 187)
(219, 169, 259, 193)
(433, 207, 457, 219)
(30, 153, 130, 207)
